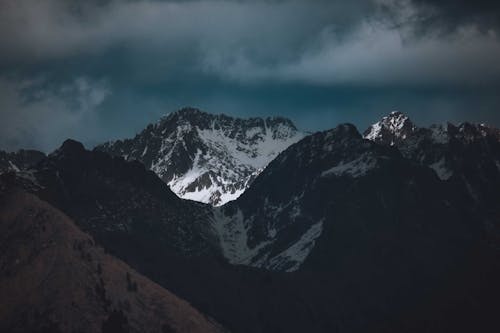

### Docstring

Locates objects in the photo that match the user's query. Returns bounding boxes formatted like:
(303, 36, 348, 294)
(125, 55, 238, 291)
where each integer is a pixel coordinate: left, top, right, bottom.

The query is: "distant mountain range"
(1, 108, 499, 332)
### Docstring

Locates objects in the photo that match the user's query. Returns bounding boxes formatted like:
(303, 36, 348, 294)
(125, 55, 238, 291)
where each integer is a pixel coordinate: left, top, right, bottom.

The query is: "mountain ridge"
(1, 111, 499, 332)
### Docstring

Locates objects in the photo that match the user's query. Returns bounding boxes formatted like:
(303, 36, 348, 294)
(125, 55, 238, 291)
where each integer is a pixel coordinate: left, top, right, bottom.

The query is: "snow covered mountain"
(96, 108, 305, 206)
(363, 111, 417, 145)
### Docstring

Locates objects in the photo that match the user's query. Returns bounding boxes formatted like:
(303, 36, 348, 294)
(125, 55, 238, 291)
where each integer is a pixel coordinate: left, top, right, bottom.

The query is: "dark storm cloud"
(409, 0, 500, 32)
(0, 75, 110, 151)
(1, 0, 499, 84)
(0, 1, 376, 67)
(0, 0, 499, 152)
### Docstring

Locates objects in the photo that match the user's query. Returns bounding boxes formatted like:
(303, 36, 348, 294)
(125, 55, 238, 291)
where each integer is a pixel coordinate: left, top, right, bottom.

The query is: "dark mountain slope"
(0, 185, 224, 333)
(364, 112, 500, 246)
(213, 123, 499, 332)
(32, 139, 218, 259)
(215, 124, 482, 271)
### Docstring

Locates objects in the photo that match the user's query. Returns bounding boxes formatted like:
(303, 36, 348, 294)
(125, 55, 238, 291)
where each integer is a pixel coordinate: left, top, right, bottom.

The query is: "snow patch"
(429, 157, 453, 180)
(321, 154, 377, 178)
(429, 125, 449, 144)
(364, 122, 382, 141)
(266, 220, 324, 272)
(8, 161, 20, 172)
(212, 208, 270, 264)
(212, 203, 323, 272)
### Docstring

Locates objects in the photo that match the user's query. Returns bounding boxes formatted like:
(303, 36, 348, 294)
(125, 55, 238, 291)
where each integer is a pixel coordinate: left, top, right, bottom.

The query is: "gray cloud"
(205, 20, 500, 85)
(1, 0, 499, 85)
(0, 75, 110, 152)
(409, 0, 500, 32)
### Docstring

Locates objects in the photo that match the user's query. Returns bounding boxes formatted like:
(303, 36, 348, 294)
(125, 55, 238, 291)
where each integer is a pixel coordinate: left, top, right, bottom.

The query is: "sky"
(1, 0, 500, 152)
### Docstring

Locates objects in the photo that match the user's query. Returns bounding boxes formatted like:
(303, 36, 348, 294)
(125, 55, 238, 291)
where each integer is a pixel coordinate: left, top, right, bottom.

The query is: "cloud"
(0, 1, 392, 71)
(409, 0, 500, 32)
(0, 75, 111, 152)
(2, 0, 499, 86)
(204, 20, 500, 85)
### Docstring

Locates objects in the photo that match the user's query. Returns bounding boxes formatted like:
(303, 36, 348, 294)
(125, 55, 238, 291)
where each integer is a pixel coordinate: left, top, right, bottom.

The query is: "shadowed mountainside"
(0, 185, 224, 333)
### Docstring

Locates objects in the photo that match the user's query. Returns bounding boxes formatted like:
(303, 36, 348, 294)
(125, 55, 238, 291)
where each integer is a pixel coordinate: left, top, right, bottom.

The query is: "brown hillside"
(0, 187, 225, 333)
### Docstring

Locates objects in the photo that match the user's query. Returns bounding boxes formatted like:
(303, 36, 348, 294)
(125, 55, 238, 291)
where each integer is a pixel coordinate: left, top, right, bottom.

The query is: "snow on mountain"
(320, 152, 378, 178)
(363, 111, 417, 145)
(97, 108, 305, 206)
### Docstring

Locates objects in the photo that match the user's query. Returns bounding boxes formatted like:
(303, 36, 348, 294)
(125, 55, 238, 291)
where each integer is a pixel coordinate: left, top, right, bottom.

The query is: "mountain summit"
(97, 108, 305, 206)
(363, 111, 416, 145)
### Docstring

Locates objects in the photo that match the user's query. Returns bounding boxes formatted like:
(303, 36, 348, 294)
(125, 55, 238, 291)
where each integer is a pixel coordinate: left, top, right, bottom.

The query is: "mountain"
(211, 123, 499, 331)
(2, 118, 499, 332)
(1, 139, 343, 333)
(364, 111, 500, 182)
(214, 123, 491, 271)
(27, 139, 219, 260)
(0, 184, 224, 333)
(96, 107, 304, 206)
(363, 111, 417, 145)
(364, 112, 500, 245)
(0, 149, 45, 174)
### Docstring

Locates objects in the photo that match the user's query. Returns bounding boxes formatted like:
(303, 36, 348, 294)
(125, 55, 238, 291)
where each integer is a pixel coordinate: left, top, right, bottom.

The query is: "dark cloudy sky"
(1, 0, 500, 152)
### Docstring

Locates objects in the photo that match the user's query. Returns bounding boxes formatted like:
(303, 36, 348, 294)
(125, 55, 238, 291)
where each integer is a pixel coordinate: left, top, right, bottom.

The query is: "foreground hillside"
(0, 185, 224, 333)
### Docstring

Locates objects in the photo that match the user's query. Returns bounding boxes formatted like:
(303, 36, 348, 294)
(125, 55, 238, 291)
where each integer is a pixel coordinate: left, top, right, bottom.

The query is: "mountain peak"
(50, 139, 86, 158)
(363, 111, 416, 145)
(163, 107, 299, 131)
(330, 123, 362, 140)
(169, 107, 205, 118)
(97, 109, 305, 206)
